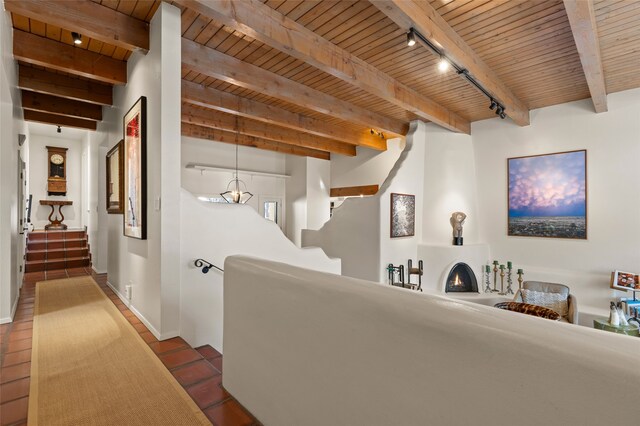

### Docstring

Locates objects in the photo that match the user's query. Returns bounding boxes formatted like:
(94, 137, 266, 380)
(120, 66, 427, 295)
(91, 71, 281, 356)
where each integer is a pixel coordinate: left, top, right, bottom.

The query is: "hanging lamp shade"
(220, 175, 253, 204)
(220, 117, 253, 204)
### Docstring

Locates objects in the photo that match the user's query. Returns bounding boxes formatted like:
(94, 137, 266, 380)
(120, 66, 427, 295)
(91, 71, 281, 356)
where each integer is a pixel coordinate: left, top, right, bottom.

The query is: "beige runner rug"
(29, 276, 211, 426)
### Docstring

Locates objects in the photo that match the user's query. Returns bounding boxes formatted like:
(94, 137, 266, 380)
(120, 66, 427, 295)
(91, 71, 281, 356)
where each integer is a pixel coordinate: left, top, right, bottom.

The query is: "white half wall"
(330, 138, 404, 189)
(179, 189, 340, 352)
(473, 88, 640, 310)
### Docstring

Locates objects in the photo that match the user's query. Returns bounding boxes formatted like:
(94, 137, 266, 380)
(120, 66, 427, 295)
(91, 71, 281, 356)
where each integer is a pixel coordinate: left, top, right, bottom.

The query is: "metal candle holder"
(492, 261, 499, 292)
(506, 265, 514, 295)
(517, 269, 524, 290)
(499, 265, 506, 295)
(484, 266, 492, 293)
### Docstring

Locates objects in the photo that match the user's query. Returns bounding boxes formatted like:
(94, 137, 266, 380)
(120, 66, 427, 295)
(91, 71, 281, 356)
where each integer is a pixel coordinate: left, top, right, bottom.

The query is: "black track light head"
(71, 32, 82, 45)
(499, 111, 506, 119)
(57, 126, 61, 133)
(489, 99, 497, 110)
(495, 106, 503, 116)
(407, 28, 416, 47)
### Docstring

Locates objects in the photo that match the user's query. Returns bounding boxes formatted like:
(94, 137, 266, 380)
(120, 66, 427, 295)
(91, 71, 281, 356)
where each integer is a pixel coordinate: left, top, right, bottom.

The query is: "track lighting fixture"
(406, 29, 416, 47)
(405, 27, 509, 120)
(71, 32, 82, 45)
(370, 129, 385, 139)
(57, 126, 61, 133)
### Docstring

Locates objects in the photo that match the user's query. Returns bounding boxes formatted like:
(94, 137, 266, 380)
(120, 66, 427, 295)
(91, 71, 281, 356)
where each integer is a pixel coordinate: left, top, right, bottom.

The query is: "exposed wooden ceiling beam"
(18, 65, 112, 105)
(181, 38, 408, 137)
(181, 80, 387, 151)
(4, 0, 149, 52)
(21, 90, 102, 121)
(182, 123, 330, 160)
(563, 0, 607, 113)
(182, 104, 356, 157)
(23, 110, 97, 130)
(330, 185, 379, 197)
(174, 0, 469, 134)
(13, 30, 127, 85)
(373, 0, 530, 126)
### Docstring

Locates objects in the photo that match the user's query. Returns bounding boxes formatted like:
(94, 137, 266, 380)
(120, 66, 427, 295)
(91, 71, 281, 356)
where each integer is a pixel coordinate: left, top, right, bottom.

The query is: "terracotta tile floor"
(0, 269, 259, 426)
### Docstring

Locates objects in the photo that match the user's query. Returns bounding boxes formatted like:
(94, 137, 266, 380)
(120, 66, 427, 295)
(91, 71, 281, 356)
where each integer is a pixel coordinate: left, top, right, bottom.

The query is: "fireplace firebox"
(445, 263, 478, 293)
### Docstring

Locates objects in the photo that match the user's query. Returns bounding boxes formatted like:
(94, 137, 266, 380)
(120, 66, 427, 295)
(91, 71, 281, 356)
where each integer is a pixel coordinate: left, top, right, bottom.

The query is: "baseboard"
(0, 294, 20, 324)
(105, 280, 163, 340)
(92, 267, 107, 275)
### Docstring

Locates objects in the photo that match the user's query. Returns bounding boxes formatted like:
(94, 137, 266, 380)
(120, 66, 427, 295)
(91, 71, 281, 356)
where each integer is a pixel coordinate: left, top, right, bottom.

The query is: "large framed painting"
(390, 193, 415, 238)
(106, 140, 124, 214)
(123, 96, 147, 239)
(508, 150, 586, 239)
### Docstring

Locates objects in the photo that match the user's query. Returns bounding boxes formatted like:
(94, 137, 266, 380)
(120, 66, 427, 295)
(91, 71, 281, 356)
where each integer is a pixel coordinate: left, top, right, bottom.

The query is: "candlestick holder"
(506, 266, 514, 295)
(517, 270, 524, 290)
(492, 263, 499, 292)
(499, 266, 506, 295)
(484, 266, 492, 293)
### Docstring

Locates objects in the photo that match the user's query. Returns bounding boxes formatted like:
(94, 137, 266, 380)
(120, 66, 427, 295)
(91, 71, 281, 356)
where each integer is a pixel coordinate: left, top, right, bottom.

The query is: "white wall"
(28, 134, 84, 229)
(285, 156, 307, 246)
(473, 88, 640, 309)
(181, 135, 287, 219)
(330, 139, 404, 189)
(0, 8, 26, 323)
(94, 145, 109, 273)
(179, 190, 340, 352)
(95, 3, 181, 338)
(305, 157, 330, 230)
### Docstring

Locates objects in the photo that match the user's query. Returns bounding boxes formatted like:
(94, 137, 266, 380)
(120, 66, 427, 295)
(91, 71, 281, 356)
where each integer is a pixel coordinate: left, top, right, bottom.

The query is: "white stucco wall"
(94, 3, 181, 338)
(473, 88, 640, 309)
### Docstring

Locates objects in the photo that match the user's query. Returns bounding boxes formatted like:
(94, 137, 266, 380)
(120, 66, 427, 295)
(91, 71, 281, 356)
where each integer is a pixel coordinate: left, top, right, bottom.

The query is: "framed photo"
(123, 96, 147, 239)
(610, 270, 640, 291)
(106, 140, 124, 214)
(390, 193, 415, 238)
(508, 150, 586, 239)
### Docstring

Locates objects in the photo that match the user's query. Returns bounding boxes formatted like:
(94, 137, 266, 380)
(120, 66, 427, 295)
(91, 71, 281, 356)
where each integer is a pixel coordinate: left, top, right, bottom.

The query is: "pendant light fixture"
(220, 116, 253, 204)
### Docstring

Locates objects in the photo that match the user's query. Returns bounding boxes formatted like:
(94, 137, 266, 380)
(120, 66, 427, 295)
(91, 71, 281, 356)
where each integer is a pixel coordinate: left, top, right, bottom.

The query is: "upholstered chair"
(514, 281, 578, 324)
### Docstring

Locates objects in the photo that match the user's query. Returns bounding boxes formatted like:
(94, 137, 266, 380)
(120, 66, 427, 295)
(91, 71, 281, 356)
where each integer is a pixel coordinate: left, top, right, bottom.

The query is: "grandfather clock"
(46, 146, 67, 196)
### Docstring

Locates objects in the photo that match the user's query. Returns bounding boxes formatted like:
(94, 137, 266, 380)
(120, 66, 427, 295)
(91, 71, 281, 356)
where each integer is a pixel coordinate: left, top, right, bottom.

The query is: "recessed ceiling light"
(71, 32, 82, 45)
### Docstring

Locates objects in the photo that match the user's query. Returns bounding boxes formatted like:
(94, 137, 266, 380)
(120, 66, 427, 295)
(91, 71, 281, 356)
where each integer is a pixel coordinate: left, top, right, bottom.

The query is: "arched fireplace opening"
(445, 263, 478, 293)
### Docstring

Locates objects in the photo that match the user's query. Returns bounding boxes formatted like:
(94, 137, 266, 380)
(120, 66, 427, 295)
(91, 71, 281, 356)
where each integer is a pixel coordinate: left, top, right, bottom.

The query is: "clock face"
(51, 154, 64, 165)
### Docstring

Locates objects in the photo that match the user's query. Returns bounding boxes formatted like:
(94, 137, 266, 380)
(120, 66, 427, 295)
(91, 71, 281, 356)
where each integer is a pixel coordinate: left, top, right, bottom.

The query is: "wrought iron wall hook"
(194, 258, 224, 274)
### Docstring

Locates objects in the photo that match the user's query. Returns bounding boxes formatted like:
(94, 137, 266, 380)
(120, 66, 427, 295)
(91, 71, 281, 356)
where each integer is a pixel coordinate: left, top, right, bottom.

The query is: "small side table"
(593, 317, 640, 337)
(40, 200, 73, 230)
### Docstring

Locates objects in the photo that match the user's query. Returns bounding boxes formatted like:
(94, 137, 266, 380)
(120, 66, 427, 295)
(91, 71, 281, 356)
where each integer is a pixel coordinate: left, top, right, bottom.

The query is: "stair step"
(25, 256, 92, 272)
(27, 230, 86, 241)
(26, 247, 89, 261)
(27, 239, 88, 250)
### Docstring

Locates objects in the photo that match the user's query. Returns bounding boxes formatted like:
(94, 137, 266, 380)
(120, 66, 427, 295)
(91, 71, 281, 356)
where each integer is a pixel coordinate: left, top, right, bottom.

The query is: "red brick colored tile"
(0, 378, 30, 404)
(210, 356, 223, 372)
(159, 348, 203, 370)
(172, 360, 220, 387)
(1, 349, 31, 367)
(148, 337, 189, 355)
(6, 338, 31, 354)
(0, 396, 28, 425)
(139, 331, 158, 344)
(8, 330, 31, 342)
(204, 399, 255, 426)
(11, 322, 32, 332)
(0, 362, 31, 384)
(132, 322, 149, 334)
(196, 345, 222, 360)
(186, 375, 229, 409)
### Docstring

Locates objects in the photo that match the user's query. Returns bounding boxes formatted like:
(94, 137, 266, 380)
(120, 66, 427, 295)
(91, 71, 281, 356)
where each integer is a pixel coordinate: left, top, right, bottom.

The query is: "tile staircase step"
(27, 239, 88, 250)
(27, 230, 86, 241)
(25, 256, 91, 273)
(26, 247, 89, 261)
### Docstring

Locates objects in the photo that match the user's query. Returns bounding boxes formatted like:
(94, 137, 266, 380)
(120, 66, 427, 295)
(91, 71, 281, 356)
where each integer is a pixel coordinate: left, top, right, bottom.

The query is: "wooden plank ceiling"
(7, 0, 159, 130)
(7, 0, 640, 160)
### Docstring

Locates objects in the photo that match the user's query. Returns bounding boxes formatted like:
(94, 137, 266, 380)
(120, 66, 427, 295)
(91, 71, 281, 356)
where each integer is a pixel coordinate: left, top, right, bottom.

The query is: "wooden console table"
(40, 200, 73, 230)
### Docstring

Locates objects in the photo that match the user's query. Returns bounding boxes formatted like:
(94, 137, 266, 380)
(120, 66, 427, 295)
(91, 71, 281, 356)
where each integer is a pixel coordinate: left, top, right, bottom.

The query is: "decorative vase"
(616, 302, 629, 326)
(609, 301, 620, 327)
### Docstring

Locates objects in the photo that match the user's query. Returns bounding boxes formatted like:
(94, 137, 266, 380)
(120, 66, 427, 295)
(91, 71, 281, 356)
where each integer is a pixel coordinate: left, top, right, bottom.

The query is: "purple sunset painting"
(508, 150, 586, 239)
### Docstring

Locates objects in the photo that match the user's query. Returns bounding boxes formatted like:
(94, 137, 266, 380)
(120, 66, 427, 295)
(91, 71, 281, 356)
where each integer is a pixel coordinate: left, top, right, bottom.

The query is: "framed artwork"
(610, 270, 640, 291)
(106, 140, 124, 214)
(508, 150, 586, 239)
(390, 193, 415, 238)
(123, 96, 147, 239)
